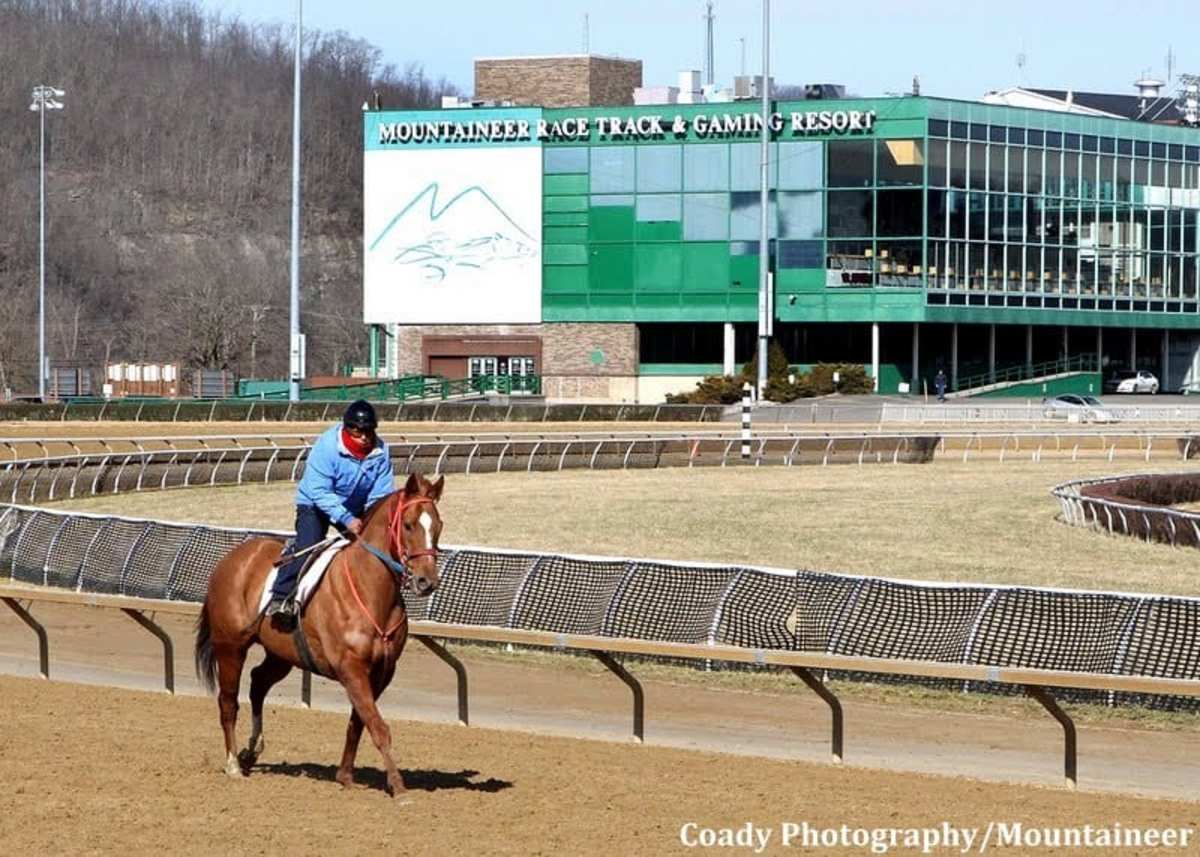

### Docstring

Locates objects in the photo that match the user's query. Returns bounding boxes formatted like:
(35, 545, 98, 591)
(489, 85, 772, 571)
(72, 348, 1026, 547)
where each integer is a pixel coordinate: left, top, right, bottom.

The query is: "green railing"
(238, 373, 541, 403)
(955, 355, 1099, 393)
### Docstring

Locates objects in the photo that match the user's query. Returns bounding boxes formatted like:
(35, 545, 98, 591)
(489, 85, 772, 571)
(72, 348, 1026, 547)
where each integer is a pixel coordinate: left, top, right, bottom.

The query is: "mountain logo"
(369, 182, 537, 283)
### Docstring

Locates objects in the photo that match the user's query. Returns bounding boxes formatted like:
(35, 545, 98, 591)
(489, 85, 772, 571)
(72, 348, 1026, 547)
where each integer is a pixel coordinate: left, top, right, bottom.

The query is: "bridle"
(345, 491, 440, 641)
(387, 492, 440, 571)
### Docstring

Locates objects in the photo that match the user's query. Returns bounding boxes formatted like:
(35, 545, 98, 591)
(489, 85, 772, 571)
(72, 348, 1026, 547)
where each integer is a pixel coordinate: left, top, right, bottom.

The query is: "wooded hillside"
(0, 0, 454, 394)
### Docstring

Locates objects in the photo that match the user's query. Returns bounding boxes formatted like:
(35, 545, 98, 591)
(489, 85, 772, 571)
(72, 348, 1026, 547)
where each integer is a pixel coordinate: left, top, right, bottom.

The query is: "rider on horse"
(265, 399, 394, 625)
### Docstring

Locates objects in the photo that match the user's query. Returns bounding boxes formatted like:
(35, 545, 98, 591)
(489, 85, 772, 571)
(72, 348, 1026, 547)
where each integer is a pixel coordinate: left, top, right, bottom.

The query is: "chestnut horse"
(194, 472, 444, 796)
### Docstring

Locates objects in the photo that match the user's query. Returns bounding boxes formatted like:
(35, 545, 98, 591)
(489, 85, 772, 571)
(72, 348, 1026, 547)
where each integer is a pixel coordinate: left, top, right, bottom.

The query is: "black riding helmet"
(343, 399, 378, 432)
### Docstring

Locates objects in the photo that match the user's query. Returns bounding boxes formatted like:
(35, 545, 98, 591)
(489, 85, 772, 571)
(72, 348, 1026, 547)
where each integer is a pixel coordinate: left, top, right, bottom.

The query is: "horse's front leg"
(336, 709, 366, 789)
(338, 659, 404, 796)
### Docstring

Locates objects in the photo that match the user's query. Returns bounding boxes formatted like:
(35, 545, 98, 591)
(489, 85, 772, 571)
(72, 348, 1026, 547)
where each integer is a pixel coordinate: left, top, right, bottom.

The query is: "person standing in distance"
(265, 399, 394, 625)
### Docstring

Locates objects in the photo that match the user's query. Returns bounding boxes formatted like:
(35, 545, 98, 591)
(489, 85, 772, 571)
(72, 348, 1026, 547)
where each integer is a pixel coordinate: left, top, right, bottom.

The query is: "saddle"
(258, 538, 349, 615)
(259, 538, 349, 679)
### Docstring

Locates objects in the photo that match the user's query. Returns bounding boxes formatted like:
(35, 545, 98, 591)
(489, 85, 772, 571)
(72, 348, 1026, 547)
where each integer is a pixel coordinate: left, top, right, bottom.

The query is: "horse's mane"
(360, 474, 431, 526)
(361, 490, 398, 526)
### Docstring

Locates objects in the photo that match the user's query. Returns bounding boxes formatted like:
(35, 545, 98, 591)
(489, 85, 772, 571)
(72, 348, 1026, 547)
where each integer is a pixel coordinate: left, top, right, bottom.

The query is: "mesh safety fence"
(2, 502, 1198, 709)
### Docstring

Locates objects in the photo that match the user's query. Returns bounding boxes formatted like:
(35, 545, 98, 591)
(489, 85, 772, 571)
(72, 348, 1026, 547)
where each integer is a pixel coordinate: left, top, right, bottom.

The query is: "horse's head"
(387, 472, 444, 597)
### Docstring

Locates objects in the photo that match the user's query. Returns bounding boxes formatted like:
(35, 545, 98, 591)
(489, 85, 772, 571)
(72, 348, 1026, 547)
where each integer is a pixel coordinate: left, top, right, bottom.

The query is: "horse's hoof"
(236, 749, 258, 772)
(224, 756, 247, 778)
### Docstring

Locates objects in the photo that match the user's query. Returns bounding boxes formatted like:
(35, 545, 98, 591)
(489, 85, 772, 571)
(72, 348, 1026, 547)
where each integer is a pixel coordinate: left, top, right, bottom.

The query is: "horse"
(194, 471, 444, 797)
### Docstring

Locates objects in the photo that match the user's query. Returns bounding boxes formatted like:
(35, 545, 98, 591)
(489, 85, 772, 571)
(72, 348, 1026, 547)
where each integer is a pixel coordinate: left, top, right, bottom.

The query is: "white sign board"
(363, 110, 542, 325)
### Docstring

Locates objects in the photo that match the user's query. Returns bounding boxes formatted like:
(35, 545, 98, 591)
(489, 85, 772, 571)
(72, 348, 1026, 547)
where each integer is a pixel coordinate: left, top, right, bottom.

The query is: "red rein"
(343, 493, 437, 641)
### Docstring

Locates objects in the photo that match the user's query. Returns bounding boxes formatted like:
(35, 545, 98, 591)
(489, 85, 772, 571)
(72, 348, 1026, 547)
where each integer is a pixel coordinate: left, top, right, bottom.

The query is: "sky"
(204, 0, 1196, 103)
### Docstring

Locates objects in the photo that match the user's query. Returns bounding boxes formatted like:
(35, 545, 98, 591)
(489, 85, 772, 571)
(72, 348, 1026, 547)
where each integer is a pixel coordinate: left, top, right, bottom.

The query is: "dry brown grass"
(47, 458, 1200, 596)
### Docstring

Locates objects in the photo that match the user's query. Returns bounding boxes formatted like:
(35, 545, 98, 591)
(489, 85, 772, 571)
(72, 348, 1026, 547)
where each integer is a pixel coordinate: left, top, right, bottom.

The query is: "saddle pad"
(258, 537, 350, 614)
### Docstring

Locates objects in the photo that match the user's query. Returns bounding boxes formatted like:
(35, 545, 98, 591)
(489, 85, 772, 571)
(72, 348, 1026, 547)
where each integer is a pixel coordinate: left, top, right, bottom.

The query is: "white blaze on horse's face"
(418, 511, 434, 551)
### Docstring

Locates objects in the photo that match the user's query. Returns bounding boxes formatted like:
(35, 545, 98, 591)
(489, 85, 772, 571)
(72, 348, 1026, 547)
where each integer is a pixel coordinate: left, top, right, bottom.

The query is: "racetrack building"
(363, 90, 1200, 400)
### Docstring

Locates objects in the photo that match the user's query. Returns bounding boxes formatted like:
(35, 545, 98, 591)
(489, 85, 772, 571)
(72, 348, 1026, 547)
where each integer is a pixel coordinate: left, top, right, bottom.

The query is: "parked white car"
(1041, 394, 1118, 423)
(1106, 370, 1159, 394)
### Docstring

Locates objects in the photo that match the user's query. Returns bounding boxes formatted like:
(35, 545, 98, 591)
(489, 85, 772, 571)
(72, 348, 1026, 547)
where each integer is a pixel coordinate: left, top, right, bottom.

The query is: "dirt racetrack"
(1, 676, 1198, 857)
(1, 604, 1199, 856)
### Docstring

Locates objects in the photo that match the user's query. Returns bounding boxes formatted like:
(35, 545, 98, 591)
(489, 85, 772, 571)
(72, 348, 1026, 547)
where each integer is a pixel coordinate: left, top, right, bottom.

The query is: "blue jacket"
(296, 424, 394, 526)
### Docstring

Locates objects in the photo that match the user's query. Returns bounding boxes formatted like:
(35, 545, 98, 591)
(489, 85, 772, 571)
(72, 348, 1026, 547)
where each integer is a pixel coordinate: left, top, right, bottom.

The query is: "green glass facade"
(372, 96, 1200, 397)
(538, 96, 1200, 331)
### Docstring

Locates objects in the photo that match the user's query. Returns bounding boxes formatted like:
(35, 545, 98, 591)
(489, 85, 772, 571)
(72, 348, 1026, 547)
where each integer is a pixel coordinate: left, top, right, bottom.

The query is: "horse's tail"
(194, 603, 219, 695)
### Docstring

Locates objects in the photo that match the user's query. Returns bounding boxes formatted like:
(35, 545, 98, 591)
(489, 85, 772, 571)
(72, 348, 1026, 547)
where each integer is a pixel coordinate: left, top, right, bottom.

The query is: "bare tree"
(0, 0, 456, 389)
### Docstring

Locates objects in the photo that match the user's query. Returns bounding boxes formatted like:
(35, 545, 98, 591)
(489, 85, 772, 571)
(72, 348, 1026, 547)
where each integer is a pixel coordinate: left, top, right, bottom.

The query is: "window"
(876, 189, 923, 236)
(545, 147, 588, 174)
(730, 142, 775, 190)
(635, 195, 681, 240)
(777, 191, 823, 239)
(730, 191, 778, 241)
(987, 144, 1006, 191)
(949, 141, 967, 189)
(877, 139, 924, 186)
(968, 143, 987, 189)
(778, 241, 823, 269)
(635, 194, 680, 222)
(1007, 146, 1025, 193)
(875, 240, 923, 287)
(926, 139, 948, 187)
(827, 190, 873, 237)
(927, 188, 968, 240)
(827, 140, 873, 187)
(636, 145, 681, 192)
(682, 193, 729, 240)
(1044, 149, 1062, 197)
(1063, 152, 1080, 198)
(778, 141, 823, 189)
(683, 144, 729, 191)
(590, 147, 634, 192)
(826, 240, 874, 286)
(1026, 148, 1043, 195)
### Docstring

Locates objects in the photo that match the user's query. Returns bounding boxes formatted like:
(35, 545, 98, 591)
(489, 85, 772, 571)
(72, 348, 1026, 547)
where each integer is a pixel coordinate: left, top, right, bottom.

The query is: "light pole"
(288, 0, 303, 402)
(29, 85, 65, 401)
(756, 0, 770, 396)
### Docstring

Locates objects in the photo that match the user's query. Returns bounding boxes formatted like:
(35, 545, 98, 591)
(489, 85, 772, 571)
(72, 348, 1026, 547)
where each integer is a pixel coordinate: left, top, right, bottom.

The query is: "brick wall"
(474, 56, 641, 107)
(588, 57, 643, 107)
(393, 322, 639, 401)
(395, 323, 636, 375)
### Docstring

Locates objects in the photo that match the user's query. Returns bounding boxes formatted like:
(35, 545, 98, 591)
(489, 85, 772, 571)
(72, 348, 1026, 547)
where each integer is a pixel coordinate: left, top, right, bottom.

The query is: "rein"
(343, 492, 438, 641)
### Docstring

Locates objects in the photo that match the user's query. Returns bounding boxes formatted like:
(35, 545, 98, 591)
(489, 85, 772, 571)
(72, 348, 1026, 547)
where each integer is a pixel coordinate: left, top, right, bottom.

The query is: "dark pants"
(272, 505, 333, 599)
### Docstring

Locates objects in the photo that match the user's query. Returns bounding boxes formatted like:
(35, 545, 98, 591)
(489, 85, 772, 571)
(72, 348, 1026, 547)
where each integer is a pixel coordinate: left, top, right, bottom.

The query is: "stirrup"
(266, 598, 297, 618)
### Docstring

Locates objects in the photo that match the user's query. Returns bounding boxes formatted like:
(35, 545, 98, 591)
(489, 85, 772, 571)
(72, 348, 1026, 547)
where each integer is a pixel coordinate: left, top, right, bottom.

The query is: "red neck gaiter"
(341, 428, 372, 460)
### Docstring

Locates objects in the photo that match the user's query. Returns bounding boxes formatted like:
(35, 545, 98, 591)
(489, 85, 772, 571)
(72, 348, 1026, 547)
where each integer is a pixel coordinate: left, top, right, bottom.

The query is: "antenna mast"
(704, 2, 716, 86)
(582, 13, 589, 54)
